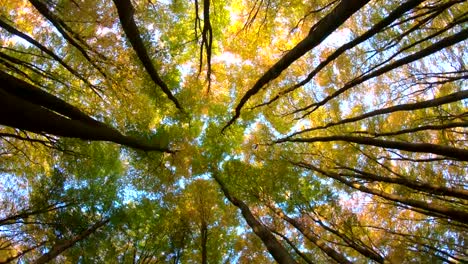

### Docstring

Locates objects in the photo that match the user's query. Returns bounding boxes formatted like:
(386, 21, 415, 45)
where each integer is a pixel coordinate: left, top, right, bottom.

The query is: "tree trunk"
(33, 219, 109, 264)
(0, 72, 172, 152)
(279, 135, 468, 161)
(296, 162, 468, 223)
(269, 228, 314, 264)
(266, 203, 352, 264)
(223, 0, 370, 131)
(201, 220, 208, 264)
(112, 0, 182, 109)
(213, 173, 297, 264)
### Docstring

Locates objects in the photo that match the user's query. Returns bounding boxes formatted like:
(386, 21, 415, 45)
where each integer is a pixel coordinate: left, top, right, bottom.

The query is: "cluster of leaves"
(1, 0, 467, 263)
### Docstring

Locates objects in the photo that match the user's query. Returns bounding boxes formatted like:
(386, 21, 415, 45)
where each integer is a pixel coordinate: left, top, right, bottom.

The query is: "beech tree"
(1, 0, 467, 263)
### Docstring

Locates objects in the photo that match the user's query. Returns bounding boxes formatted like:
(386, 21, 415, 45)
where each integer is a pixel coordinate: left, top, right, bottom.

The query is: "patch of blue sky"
(191, 117, 209, 146)
(176, 63, 191, 83)
(0, 172, 31, 217)
(160, 116, 178, 126)
(322, 28, 353, 47)
(5, 35, 32, 47)
(121, 187, 162, 204)
(175, 172, 212, 190)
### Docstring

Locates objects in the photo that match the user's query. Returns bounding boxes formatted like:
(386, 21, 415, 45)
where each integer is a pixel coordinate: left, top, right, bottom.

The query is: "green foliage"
(1, 0, 467, 263)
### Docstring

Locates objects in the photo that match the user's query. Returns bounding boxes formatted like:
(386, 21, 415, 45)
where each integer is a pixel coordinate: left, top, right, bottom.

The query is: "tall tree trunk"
(0, 72, 172, 152)
(266, 203, 352, 264)
(269, 228, 314, 264)
(223, 0, 370, 131)
(33, 219, 109, 264)
(278, 135, 468, 161)
(112, 0, 182, 110)
(336, 165, 468, 200)
(212, 173, 297, 264)
(201, 220, 208, 264)
(296, 162, 468, 223)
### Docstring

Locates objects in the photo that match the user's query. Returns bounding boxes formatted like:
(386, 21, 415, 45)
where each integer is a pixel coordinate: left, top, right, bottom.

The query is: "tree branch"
(295, 162, 468, 223)
(112, 0, 182, 110)
(288, 89, 468, 137)
(28, 0, 109, 80)
(0, 72, 174, 152)
(276, 134, 468, 161)
(212, 172, 297, 264)
(33, 219, 109, 264)
(0, 17, 102, 95)
(222, 0, 370, 131)
(253, 0, 426, 109)
(295, 27, 468, 117)
(265, 201, 352, 264)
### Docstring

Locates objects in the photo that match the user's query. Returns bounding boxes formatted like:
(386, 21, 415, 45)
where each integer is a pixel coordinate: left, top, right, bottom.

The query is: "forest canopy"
(0, 0, 467, 263)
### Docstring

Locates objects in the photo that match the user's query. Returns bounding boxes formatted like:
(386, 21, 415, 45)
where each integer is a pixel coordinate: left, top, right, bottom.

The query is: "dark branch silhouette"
(33, 219, 109, 264)
(0, 71, 174, 152)
(276, 134, 468, 161)
(294, 27, 468, 117)
(0, 18, 101, 94)
(335, 165, 468, 200)
(112, 0, 183, 110)
(253, 0, 427, 109)
(265, 201, 352, 264)
(212, 172, 298, 264)
(295, 162, 468, 223)
(222, 0, 370, 131)
(287, 89, 468, 137)
(28, 0, 109, 80)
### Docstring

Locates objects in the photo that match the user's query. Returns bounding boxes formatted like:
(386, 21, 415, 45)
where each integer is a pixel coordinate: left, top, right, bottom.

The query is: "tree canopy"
(0, 0, 467, 263)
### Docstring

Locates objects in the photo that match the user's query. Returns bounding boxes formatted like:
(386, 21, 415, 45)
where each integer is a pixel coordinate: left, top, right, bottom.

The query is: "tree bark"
(296, 162, 468, 223)
(296, 27, 468, 115)
(213, 173, 297, 264)
(277, 135, 468, 161)
(266, 203, 352, 264)
(199, 0, 213, 92)
(112, 0, 182, 110)
(0, 71, 100, 124)
(33, 219, 109, 264)
(288, 89, 468, 137)
(223, 0, 370, 131)
(201, 220, 208, 264)
(0, 72, 172, 152)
